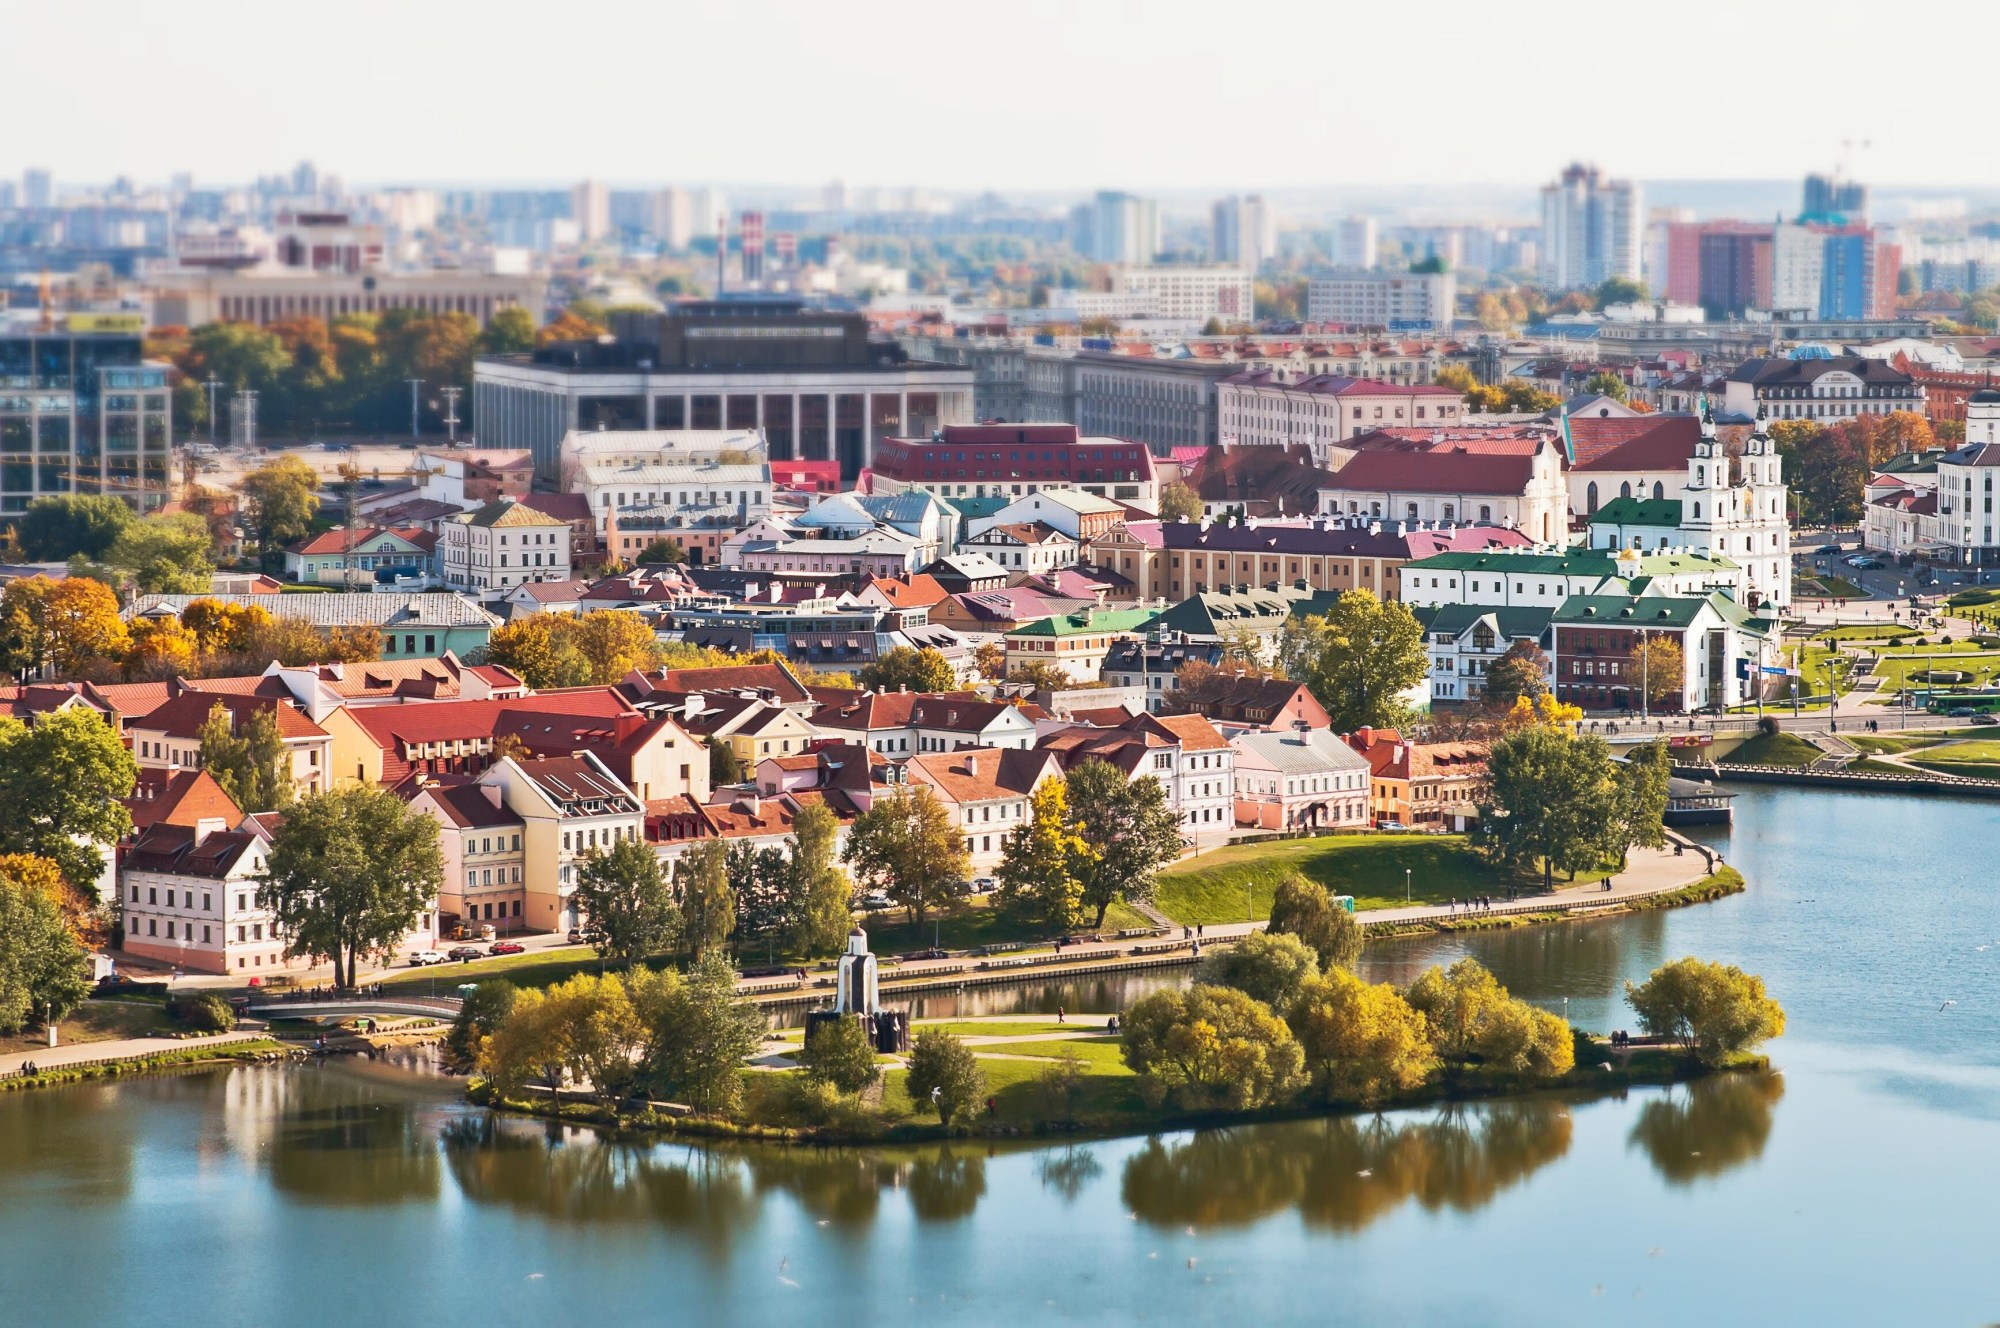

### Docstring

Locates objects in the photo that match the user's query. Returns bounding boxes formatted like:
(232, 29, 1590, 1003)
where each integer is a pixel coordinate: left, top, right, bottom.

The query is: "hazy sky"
(4, 0, 1991, 195)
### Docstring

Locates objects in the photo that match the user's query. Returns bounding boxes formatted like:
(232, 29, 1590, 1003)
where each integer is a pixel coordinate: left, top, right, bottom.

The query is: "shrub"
(798, 1015, 880, 1094)
(906, 1031, 985, 1127)
(1121, 985, 1306, 1112)
(1626, 957, 1786, 1066)
(1195, 930, 1319, 1007)
(168, 992, 236, 1033)
(1756, 715, 1779, 738)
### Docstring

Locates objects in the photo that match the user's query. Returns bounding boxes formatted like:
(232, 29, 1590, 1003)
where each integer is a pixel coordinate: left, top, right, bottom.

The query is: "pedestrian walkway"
(0, 1030, 263, 1079)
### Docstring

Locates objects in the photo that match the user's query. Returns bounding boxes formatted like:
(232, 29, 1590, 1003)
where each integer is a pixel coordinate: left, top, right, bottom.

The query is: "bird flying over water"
(1940, 999, 1958, 1012)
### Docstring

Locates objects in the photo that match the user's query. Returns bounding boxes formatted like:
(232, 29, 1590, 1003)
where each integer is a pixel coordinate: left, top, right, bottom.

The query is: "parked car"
(860, 892, 894, 911)
(970, 877, 997, 895)
(1947, 707, 1978, 718)
(565, 928, 587, 944)
(446, 946, 484, 961)
(1817, 543, 1843, 555)
(488, 941, 526, 956)
(407, 949, 447, 966)
(1972, 715, 2000, 728)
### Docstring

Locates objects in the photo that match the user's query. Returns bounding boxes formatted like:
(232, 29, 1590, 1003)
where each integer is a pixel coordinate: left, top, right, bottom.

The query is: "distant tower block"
(835, 927, 879, 1015)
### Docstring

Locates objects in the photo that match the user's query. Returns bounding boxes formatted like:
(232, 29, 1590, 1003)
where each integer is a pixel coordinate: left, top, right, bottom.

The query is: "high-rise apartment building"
(1072, 191, 1160, 264)
(1210, 194, 1273, 271)
(1538, 163, 1641, 291)
(1330, 216, 1378, 270)
(1306, 269, 1456, 330)
(21, 170, 52, 209)
(1803, 173, 1868, 224)
(571, 179, 612, 243)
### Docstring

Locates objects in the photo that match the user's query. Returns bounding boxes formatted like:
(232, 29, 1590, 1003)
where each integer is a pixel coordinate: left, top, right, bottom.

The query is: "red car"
(487, 941, 526, 956)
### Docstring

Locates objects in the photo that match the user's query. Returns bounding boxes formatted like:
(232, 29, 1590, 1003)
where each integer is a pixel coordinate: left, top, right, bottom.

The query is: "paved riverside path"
(745, 843, 1720, 999)
(0, 1030, 265, 1078)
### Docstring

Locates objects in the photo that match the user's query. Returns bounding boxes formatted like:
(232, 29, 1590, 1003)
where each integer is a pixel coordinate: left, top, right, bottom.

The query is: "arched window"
(1442, 503, 1455, 521)
(1620, 481, 1632, 499)
(1692, 502, 1702, 519)
(1586, 482, 1599, 513)
(1653, 481, 1665, 500)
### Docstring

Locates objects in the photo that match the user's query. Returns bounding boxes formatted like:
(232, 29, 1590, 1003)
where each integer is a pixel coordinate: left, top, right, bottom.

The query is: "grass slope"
(1154, 833, 1611, 925)
(1718, 731, 1823, 768)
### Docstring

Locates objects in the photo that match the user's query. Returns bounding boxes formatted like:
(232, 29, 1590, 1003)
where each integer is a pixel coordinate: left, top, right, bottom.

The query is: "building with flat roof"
(1306, 268, 1456, 330)
(870, 423, 1159, 509)
(0, 323, 172, 514)
(475, 300, 974, 483)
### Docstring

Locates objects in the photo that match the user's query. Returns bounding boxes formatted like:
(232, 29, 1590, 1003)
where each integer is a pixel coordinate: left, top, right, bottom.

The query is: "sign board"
(1759, 665, 1798, 677)
(66, 312, 144, 334)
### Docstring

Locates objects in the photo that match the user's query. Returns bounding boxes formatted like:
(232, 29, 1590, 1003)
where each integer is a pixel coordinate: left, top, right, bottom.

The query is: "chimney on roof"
(192, 815, 226, 846)
(964, 753, 978, 777)
(682, 693, 705, 718)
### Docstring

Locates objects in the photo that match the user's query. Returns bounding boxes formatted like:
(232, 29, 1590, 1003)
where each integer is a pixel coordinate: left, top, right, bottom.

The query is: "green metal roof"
(1004, 607, 1161, 639)
(1416, 603, 1555, 640)
(1402, 549, 1738, 575)
(1552, 591, 1773, 635)
(1587, 496, 1683, 526)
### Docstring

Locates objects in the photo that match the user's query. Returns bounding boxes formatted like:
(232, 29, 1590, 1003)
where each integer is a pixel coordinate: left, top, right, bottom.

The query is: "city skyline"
(8, 0, 1997, 192)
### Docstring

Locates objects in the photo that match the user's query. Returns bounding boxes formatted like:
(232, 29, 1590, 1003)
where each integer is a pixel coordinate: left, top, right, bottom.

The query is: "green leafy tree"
(0, 859, 93, 1034)
(905, 1029, 985, 1127)
(1581, 370, 1628, 403)
(257, 785, 445, 988)
(1065, 759, 1184, 928)
(1158, 479, 1204, 523)
(1626, 957, 1786, 1066)
(1594, 276, 1648, 307)
(671, 839, 736, 962)
(1474, 725, 1616, 890)
(573, 837, 681, 967)
(446, 980, 517, 1070)
(857, 645, 958, 693)
(788, 801, 855, 957)
(239, 455, 321, 567)
(107, 513, 216, 593)
(636, 538, 688, 564)
(1480, 639, 1549, 714)
(1120, 984, 1307, 1111)
(995, 778, 1092, 932)
(1611, 739, 1673, 869)
(0, 708, 137, 896)
(196, 702, 293, 813)
(729, 841, 795, 951)
(1276, 589, 1427, 733)
(541, 971, 646, 1105)
(799, 1016, 880, 1094)
(1266, 871, 1363, 972)
(1197, 930, 1320, 1007)
(1405, 958, 1572, 1077)
(477, 306, 539, 355)
(16, 495, 134, 562)
(476, 983, 571, 1101)
(1627, 635, 1684, 710)
(708, 736, 746, 786)
(1286, 969, 1437, 1104)
(843, 784, 970, 928)
(642, 950, 765, 1115)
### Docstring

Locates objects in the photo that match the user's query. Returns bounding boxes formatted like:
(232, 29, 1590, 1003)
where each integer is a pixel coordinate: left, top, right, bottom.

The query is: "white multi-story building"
(572, 179, 611, 242)
(577, 461, 771, 535)
(438, 499, 574, 594)
(1113, 266, 1255, 324)
(1075, 191, 1160, 264)
(1539, 162, 1642, 291)
(1218, 370, 1465, 461)
(1330, 216, 1378, 270)
(1306, 269, 1456, 330)
(1230, 727, 1372, 832)
(1721, 356, 1923, 425)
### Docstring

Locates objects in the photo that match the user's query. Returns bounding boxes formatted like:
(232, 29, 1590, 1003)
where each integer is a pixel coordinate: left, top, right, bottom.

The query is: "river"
(4, 785, 1998, 1326)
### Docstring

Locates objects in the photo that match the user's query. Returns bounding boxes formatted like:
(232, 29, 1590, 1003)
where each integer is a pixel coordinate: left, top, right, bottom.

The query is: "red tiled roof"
(626, 662, 811, 707)
(125, 769, 244, 832)
(134, 691, 329, 741)
(1141, 712, 1231, 751)
(286, 526, 435, 556)
(1566, 415, 1702, 472)
(1321, 447, 1541, 497)
(858, 573, 950, 609)
(516, 492, 592, 523)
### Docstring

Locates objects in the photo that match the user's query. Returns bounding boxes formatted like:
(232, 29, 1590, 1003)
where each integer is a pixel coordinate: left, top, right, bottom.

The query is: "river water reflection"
(5, 786, 2000, 1325)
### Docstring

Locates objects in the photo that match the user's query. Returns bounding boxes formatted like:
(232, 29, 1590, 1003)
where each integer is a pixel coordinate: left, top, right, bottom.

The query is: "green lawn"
(1846, 757, 1913, 775)
(1813, 625, 1918, 644)
(1797, 574, 1869, 600)
(1871, 654, 2000, 692)
(860, 896, 1152, 955)
(5, 999, 177, 1055)
(1153, 833, 1610, 925)
(976, 1037, 1127, 1069)
(1844, 734, 1944, 755)
(1718, 731, 1823, 768)
(1907, 740, 2000, 779)
(379, 944, 608, 991)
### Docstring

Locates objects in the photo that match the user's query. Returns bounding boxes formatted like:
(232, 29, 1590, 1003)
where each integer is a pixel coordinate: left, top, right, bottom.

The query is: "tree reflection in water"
(1036, 1144, 1103, 1203)
(440, 1115, 757, 1253)
(1627, 1071, 1785, 1185)
(1121, 1098, 1575, 1232)
(266, 1080, 442, 1206)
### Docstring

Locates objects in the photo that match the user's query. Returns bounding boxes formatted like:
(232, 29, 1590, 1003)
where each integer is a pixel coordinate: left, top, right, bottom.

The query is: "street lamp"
(1405, 868, 1412, 904)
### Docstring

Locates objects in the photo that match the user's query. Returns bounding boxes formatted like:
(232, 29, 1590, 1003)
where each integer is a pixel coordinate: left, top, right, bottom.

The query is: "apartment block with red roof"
(869, 424, 1160, 510)
(128, 693, 336, 802)
(906, 746, 1062, 868)
(408, 778, 529, 937)
(474, 753, 646, 934)
(1344, 726, 1487, 832)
